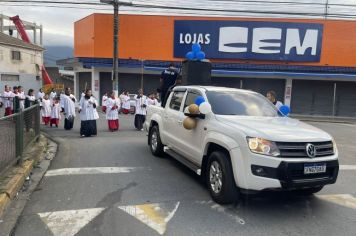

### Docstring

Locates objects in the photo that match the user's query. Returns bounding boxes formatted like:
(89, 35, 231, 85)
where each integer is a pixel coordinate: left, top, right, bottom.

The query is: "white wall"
(0, 44, 43, 93)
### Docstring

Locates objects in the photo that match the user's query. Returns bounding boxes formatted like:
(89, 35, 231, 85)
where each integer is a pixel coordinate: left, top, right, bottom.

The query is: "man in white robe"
(79, 89, 99, 137)
(134, 89, 148, 131)
(61, 87, 77, 130)
(106, 91, 120, 132)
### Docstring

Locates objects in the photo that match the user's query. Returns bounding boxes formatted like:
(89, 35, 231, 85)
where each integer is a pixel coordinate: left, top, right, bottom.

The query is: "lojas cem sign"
(174, 20, 324, 62)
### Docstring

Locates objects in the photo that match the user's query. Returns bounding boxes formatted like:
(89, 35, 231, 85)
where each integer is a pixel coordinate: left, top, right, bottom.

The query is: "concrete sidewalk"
(0, 134, 57, 236)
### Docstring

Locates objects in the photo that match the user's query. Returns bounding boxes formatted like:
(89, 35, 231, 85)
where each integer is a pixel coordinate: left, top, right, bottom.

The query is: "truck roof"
(173, 85, 257, 94)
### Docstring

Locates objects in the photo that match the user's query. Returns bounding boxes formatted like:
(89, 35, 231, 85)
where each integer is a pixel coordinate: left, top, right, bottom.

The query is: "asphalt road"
(11, 114, 356, 236)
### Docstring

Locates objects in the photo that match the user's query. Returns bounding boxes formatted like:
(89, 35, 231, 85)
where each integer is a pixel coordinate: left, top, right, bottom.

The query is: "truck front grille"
(276, 141, 334, 158)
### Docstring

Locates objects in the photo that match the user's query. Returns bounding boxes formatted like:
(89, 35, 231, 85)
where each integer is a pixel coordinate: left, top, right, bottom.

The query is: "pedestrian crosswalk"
(14, 164, 356, 236)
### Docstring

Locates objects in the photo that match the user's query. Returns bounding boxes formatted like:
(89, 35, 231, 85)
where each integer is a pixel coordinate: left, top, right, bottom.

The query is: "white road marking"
(38, 208, 105, 236)
(118, 202, 180, 235)
(317, 194, 356, 210)
(45, 167, 142, 177)
(340, 165, 356, 170)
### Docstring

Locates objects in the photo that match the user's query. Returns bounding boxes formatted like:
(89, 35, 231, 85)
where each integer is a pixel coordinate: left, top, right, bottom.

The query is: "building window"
(1, 74, 20, 81)
(11, 51, 21, 60)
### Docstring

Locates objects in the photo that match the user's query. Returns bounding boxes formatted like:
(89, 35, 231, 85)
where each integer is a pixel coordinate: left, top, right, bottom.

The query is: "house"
(0, 32, 44, 93)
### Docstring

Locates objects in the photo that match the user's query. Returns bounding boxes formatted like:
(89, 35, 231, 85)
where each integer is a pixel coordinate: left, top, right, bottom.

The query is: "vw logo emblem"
(306, 144, 317, 158)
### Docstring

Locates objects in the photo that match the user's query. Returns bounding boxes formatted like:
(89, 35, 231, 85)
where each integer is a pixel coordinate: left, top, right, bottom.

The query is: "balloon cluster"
(183, 96, 212, 130)
(185, 43, 206, 61)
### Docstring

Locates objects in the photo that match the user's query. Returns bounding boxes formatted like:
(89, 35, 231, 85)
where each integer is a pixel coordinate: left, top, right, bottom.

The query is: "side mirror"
(279, 105, 290, 116)
(184, 113, 206, 119)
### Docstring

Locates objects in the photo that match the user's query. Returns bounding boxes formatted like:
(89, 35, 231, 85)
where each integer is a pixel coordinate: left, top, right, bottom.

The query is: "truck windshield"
(206, 91, 279, 117)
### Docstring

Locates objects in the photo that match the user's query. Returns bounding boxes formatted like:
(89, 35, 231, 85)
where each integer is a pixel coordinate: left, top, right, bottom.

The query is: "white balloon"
(184, 106, 190, 114)
(199, 102, 212, 114)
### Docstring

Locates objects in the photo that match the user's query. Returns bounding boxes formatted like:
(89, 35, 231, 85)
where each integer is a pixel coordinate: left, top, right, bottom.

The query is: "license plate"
(304, 163, 326, 174)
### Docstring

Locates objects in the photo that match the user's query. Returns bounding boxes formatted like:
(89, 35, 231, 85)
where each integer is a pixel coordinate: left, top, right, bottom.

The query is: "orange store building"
(60, 13, 356, 116)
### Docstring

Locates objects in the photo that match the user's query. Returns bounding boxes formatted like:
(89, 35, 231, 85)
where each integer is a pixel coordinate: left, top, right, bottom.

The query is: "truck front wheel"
(149, 126, 164, 157)
(207, 151, 240, 204)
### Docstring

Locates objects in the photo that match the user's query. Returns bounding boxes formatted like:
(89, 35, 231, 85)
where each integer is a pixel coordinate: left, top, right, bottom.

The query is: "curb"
(0, 135, 47, 218)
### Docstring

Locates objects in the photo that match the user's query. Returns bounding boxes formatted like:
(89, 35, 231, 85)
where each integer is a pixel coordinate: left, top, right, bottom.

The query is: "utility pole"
(113, 0, 119, 93)
(324, 0, 329, 20)
(100, 0, 132, 94)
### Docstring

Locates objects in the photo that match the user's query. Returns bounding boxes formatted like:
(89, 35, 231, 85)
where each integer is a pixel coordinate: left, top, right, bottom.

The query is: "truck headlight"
(247, 137, 280, 157)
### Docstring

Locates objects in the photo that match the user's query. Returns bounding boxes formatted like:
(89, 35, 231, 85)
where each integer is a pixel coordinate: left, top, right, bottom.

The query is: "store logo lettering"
(179, 33, 211, 45)
(219, 27, 319, 56)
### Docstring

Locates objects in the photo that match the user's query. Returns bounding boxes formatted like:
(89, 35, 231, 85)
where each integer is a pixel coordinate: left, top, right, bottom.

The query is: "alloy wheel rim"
(151, 131, 158, 151)
(209, 161, 223, 194)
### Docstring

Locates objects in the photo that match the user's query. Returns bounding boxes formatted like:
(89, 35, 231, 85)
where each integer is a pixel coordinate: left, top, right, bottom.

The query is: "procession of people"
(0, 83, 162, 137)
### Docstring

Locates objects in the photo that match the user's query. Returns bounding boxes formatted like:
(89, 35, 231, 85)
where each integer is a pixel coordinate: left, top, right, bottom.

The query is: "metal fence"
(0, 104, 40, 175)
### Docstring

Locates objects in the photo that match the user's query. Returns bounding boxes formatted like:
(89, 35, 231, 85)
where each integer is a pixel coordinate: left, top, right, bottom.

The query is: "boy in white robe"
(106, 91, 121, 132)
(61, 88, 77, 130)
(50, 88, 57, 105)
(147, 93, 159, 106)
(121, 91, 131, 114)
(41, 94, 51, 125)
(134, 89, 148, 131)
(101, 93, 108, 113)
(50, 97, 61, 128)
(2, 85, 13, 116)
(79, 89, 99, 137)
(17, 86, 26, 110)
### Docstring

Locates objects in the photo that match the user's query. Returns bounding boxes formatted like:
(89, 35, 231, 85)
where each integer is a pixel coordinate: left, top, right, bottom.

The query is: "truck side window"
(169, 91, 185, 111)
(184, 91, 201, 109)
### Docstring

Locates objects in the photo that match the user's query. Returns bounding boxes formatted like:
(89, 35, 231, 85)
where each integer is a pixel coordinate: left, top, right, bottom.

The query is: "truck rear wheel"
(206, 151, 239, 204)
(149, 126, 164, 157)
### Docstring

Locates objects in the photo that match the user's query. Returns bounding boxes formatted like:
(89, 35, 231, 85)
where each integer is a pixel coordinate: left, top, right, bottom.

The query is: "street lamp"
(100, 0, 133, 94)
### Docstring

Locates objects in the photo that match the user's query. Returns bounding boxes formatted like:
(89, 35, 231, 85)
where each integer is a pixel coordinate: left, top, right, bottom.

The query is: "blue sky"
(1, 0, 356, 46)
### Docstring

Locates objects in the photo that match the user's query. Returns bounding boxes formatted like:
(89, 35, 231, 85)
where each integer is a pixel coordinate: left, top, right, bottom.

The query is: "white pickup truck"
(145, 86, 339, 204)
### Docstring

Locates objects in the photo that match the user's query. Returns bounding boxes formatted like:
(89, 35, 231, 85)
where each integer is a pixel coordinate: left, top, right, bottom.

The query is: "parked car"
(145, 86, 339, 204)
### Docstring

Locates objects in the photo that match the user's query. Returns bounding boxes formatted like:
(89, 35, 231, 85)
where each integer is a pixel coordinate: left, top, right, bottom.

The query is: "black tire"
(293, 186, 323, 196)
(149, 125, 164, 157)
(206, 151, 239, 204)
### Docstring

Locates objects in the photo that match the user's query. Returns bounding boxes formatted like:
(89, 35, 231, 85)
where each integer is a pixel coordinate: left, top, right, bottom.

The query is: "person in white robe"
(50, 97, 61, 128)
(25, 89, 36, 108)
(106, 91, 121, 132)
(147, 93, 159, 106)
(121, 91, 131, 114)
(79, 89, 99, 137)
(134, 89, 148, 131)
(50, 88, 57, 105)
(41, 94, 51, 125)
(37, 88, 45, 107)
(2, 85, 13, 116)
(61, 88, 77, 130)
(17, 86, 26, 110)
(101, 93, 108, 113)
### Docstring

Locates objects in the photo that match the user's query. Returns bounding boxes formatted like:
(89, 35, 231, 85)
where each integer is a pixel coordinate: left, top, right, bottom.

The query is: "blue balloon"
(279, 105, 290, 116)
(195, 96, 205, 106)
(196, 51, 206, 60)
(192, 43, 201, 53)
(186, 51, 195, 60)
